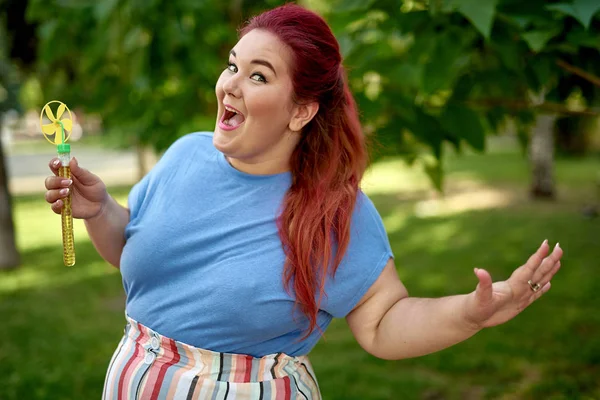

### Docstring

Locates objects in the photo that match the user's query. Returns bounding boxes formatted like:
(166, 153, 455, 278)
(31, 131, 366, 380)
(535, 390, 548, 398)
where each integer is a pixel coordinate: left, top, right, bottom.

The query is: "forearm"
(371, 295, 480, 360)
(84, 195, 129, 268)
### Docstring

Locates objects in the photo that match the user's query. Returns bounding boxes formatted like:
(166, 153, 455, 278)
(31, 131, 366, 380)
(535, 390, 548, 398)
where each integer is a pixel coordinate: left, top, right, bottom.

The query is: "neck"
(226, 155, 291, 175)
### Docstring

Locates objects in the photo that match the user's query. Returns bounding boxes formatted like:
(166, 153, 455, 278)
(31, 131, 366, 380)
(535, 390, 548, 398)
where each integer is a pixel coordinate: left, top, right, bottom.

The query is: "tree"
(26, 0, 286, 152)
(318, 0, 600, 196)
(0, 7, 21, 269)
(23, 0, 600, 198)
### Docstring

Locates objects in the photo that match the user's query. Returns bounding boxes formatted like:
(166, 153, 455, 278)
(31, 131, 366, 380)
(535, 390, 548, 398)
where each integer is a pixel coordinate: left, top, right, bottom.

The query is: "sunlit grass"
(1, 191, 129, 295)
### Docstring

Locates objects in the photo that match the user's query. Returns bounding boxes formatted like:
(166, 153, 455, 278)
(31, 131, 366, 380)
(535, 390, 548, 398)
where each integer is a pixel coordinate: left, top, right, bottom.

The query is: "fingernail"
(53, 160, 60, 167)
(60, 188, 69, 196)
(61, 179, 72, 187)
(543, 239, 548, 245)
(555, 242, 560, 250)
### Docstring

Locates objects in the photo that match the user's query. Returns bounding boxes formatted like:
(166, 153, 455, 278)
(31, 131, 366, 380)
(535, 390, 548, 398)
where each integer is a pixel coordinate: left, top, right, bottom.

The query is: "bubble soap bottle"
(40, 101, 76, 266)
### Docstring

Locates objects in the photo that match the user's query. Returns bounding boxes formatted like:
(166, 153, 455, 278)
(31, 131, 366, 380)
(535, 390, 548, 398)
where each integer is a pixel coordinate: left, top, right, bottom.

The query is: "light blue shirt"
(120, 132, 393, 357)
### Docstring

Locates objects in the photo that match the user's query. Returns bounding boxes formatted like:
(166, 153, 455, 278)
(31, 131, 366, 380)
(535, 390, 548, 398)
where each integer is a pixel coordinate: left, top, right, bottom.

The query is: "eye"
(251, 73, 267, 83)
(227, 61, 267, 83)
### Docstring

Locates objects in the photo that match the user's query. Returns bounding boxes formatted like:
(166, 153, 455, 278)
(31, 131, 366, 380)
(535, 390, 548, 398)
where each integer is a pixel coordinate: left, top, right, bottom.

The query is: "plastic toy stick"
(40, 101, 76, 266)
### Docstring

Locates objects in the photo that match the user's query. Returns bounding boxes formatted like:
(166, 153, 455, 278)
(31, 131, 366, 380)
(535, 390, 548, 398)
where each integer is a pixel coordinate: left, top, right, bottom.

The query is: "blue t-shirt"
(120, 132, 393, 357)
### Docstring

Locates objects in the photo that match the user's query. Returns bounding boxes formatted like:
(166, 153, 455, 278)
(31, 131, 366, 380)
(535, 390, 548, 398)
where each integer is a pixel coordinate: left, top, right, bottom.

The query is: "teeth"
(225, 106, 238, 114)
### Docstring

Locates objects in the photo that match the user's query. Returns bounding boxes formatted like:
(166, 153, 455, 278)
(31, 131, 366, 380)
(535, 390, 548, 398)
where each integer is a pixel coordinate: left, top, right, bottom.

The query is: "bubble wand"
(40, 101, 75, 266)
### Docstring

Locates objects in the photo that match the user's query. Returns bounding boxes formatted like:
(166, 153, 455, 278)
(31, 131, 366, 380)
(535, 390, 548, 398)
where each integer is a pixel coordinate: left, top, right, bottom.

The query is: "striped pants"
(102, 316, 321, 400)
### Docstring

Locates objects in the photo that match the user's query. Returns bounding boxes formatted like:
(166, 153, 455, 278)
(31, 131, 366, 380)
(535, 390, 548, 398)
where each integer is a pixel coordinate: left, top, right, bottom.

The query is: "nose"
(222, 73, 242, 99)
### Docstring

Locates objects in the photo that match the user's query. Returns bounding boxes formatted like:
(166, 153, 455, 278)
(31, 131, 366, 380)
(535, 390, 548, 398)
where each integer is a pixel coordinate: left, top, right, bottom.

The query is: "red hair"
(241, 4, 367, 338)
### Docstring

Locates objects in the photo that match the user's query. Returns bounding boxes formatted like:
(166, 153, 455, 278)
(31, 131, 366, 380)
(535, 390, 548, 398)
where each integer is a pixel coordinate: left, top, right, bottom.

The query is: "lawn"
(1, 141, 599, 399)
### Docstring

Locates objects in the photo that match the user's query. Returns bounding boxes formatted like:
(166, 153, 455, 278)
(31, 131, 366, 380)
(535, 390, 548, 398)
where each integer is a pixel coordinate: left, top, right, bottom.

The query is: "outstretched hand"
(464, 240, 563, 329)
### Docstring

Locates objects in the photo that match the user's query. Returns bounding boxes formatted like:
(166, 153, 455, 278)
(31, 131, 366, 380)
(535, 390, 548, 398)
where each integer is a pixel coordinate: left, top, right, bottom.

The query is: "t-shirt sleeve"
(127, 172, 151, 223)
(320, 191, 394, 318)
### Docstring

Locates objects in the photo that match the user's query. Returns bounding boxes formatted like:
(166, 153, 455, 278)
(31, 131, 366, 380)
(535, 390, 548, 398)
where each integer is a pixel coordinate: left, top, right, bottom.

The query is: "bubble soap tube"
(40, 101, 76, 266)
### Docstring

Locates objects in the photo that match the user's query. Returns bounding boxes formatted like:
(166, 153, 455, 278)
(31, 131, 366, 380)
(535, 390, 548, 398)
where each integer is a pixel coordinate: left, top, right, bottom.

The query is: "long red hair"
(241, 4, 368, 338)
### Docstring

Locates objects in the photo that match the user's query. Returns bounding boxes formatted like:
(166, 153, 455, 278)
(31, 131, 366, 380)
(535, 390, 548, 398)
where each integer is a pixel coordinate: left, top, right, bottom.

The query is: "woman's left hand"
(464, 240, 563, 329)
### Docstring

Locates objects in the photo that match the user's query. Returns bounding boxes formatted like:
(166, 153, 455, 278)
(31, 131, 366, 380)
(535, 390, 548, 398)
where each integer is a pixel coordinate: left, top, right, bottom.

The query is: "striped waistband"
(122, 315, 315, 384)
(103, 316, 321, 399)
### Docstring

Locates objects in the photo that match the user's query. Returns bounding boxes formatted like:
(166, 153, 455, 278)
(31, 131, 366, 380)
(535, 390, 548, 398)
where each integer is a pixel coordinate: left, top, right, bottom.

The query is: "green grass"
(1, 148, 599, 399)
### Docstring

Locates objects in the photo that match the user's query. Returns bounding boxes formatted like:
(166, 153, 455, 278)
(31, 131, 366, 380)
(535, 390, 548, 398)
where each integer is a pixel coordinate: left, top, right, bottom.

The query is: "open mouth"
(220, 105, 245, 129)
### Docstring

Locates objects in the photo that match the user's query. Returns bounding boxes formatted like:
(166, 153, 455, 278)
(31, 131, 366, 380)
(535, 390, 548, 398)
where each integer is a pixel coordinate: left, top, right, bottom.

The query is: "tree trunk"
(529, 114, 556, 199)
(0, 115, 20, 269)
(136, 144, 146, 181)
(135, 143, 158, 181)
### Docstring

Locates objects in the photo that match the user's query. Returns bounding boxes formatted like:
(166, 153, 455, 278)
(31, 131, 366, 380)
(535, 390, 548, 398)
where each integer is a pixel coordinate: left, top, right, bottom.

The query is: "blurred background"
(1, 0, 599, 399)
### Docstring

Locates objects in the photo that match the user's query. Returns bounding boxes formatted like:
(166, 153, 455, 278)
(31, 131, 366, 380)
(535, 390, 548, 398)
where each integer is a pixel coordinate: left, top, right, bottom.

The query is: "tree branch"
(557, 59, 600, 88)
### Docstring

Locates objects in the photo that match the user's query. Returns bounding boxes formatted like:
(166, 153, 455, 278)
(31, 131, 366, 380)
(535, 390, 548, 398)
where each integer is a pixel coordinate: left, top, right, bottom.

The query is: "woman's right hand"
(44, 157, 109, 220)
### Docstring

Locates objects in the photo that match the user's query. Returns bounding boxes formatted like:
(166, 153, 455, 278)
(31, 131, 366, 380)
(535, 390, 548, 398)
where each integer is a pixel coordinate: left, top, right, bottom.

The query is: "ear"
(289, 101, 319, 132)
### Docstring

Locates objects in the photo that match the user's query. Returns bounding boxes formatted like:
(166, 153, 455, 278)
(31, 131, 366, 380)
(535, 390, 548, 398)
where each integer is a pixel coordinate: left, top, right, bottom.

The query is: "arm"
(346, 259, 478, 359)
(347, 240, 562, 360)
(84, 195, 129, 268)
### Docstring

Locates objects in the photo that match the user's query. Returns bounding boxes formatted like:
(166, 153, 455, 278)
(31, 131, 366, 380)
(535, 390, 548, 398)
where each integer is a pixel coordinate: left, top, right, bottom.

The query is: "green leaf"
(522, 29, 559, 52)
(421, 29, 472, 94)
(440, 104, 486, 151)
(492, 37, 522, 72)
(429, 0, 455, 15)
(94, 0, 119, 22)
(394, 10, 431, 33)
(546, 1, 600, 30)
(566, 30, 600, 49)
(334, 0, 376, 13)
(526, 54, 556, 91)
(413, 107, 445, 159)
(452, 0, 498, 39)
(423, 159, 444, 192)
(485, 107, 507, 133)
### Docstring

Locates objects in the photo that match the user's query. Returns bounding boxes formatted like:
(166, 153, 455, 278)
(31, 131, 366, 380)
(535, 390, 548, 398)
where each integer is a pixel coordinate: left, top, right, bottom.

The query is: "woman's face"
(214, 29, 301, 173)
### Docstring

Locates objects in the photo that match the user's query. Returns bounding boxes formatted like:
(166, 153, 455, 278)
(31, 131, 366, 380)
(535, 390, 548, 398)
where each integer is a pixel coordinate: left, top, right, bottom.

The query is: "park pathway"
(6, 146, 140, 195)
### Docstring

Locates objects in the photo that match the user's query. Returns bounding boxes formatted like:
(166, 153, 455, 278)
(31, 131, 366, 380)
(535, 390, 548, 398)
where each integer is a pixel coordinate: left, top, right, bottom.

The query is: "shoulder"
(351, 191, 387, 237)
(160, 131, 215, 160)
(167, 131, 214, 151)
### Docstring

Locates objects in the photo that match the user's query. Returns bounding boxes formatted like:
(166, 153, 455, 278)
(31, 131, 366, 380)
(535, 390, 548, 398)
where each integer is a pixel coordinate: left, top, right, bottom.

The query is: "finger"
(69, 157, 99, 186)
(528, 282, 550, 306)
(44, 175, 72, 190)
(50, 199, 63, 214)
(531, 243, 563, 284)
(522, 240, 550, 275)
(541, 281, 551, 294)
(474, 268, 493, 304)
(48, 158, 61, 176)
(45, 188, 70, 204)
(538, 260, 562, 288)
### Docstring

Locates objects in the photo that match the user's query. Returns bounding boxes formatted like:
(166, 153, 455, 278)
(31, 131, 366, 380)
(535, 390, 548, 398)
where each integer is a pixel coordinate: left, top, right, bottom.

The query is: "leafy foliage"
(22, 0, 600, 189)
(26, 0, 282, 150)
(0, 14, 20, 113)
(324, 0, 600, 188)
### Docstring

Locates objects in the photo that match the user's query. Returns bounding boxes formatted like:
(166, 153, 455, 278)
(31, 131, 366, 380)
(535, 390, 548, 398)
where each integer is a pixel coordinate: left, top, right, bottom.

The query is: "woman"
(44, 4, 563, 399)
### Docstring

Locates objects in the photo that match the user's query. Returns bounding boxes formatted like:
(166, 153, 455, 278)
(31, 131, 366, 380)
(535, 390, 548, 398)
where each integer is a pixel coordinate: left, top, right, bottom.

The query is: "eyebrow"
(230, 49, 277, 77)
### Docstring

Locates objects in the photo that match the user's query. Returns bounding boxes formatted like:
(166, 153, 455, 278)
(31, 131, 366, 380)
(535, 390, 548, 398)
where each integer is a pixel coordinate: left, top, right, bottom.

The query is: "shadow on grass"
(312, 191, 600, 400)
(0, 242, 126, 400)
